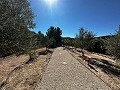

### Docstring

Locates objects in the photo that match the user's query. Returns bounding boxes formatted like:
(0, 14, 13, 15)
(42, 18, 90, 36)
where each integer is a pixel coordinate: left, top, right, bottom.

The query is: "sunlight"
(44, 0, 58, 16)
(45, 0, 57, 6)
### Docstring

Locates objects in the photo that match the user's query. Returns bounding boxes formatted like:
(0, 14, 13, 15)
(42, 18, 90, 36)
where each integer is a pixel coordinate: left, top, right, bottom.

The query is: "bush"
(105, 26, 120, 60)
(29, 51, 38, 60)
(88, 38, 106, 54)
(105, 34, 120, 59)
(47, 38, 56, 48)
(75, 28, 95, 50)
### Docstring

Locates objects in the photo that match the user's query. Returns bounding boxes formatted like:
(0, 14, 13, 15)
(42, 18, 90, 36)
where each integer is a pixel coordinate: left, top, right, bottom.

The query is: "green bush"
(47, 38, 56, 48)
(105, 32, 120, 59)
(75, 28, 95, 50)
(29, 51, 38, 60)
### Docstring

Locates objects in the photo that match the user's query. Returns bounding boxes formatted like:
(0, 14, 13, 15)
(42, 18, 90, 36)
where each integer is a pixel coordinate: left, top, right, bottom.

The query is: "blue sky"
(28, 0, 120, 37)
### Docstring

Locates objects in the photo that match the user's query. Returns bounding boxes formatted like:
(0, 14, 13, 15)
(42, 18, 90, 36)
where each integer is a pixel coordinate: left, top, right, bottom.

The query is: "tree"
(46, 26, 56, 39)
(55, 27, 62, 46)
(62, 37, 75, 47)
(37, 31, 46, 47)
(46, 26, 62, 48)
(75, 28, 95, 50)
(0, 0, 36, 57)
(105, 25, 120, 60)
(47, 37, 56, 48)
(88, 38, 106, 53)
(62, 38, 71, 46)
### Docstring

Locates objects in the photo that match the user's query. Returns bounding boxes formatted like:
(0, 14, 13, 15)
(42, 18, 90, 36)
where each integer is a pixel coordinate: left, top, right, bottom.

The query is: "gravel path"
(35, 47, 112, 90)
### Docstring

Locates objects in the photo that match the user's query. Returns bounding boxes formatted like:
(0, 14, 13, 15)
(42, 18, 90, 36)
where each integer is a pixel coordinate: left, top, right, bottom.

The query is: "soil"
(67, 47, 120, 90)
(0, 47, 120, 90)
(0, 48, 53, 90)
(35, 47, 112, 90)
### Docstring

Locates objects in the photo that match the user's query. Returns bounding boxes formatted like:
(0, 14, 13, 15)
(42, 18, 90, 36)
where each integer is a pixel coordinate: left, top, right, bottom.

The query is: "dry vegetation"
(0, 48, 53, 90)
(66, 47, 120, 90)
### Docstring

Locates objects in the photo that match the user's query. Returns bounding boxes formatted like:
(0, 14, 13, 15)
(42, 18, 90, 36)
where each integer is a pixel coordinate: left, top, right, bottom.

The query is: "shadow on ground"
(64, 47, 120, 76)
(88, 58, 120, 77)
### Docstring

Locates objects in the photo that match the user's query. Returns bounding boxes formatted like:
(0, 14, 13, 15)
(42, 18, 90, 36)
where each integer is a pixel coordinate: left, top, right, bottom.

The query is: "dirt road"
(35, 47, 112, 90)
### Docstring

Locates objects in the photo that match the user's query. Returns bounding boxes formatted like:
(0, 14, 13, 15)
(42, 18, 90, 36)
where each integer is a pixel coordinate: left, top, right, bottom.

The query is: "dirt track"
(35, 47, 112, 90)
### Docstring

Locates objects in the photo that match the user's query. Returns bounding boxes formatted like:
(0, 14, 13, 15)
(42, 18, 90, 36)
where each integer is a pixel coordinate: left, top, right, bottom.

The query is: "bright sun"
(45, 0, 57, 6)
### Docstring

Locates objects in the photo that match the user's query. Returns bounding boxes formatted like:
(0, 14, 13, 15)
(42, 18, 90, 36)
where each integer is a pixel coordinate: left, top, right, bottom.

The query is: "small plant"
(25, 51, 38, 64)
(29, 51, 37, 60)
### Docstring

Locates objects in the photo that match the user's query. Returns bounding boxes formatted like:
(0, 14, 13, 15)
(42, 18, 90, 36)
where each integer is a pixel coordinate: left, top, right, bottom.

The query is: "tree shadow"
(37, 50, 47, 55)
(89, 58, 120, 77)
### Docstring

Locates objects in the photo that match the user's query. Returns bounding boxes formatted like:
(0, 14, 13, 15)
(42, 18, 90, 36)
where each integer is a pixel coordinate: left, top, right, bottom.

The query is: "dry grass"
(0, 48, 53, 90)
(0, 55, 29, 86)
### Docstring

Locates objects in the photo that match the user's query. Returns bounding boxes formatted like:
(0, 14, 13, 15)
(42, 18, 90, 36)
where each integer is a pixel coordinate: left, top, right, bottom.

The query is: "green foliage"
(46, 26, 55, 39)
(75, 28, 95, 50)
(105, 26, 120, 59)
(55, 27, 62, 46)
(0, 0, 35, 29)
(46, 26, 62, 47)
(29, 51, 38, 60)
(0, 0, 36, 57)
(62, 37, 74, 46)
(88, 38, 106, 53)
(62, 38, 70, 46)
(37, 31, 47, 47)
(47, 37, 56, 48)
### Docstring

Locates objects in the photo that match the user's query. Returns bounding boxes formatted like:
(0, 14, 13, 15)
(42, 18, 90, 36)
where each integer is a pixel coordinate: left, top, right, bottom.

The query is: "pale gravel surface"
(35, 47, 112, 90)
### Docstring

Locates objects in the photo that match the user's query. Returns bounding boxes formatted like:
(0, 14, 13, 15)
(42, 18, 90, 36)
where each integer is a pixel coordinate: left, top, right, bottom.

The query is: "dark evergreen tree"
(46, 26, 56, 39)
(46, 26, 62, 48)
(55, 27, 62, 46)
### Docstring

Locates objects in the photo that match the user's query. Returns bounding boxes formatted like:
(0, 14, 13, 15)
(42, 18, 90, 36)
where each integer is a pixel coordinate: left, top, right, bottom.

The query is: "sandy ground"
(68, 47, 120, 90)
(0, 48, 53, 90)
(35, 47, 112, 90)
(0, 47, 119, 90)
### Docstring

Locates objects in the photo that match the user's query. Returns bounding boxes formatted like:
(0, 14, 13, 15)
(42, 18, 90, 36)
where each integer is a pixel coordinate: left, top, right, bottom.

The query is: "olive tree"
(0, 0, 36, 57)
(75, 28, 95, 50)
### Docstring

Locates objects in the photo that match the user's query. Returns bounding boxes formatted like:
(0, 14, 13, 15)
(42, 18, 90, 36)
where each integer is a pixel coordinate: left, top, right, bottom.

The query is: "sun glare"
(45, 0, 57, 6)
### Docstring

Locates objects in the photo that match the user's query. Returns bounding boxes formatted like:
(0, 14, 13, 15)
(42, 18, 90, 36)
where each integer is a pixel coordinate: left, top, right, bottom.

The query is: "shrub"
(75, 28, 95, 50)
(105, 26, 120, 60)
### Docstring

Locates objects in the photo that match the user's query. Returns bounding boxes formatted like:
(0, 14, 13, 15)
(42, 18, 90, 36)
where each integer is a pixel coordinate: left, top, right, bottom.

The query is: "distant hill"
(62, 35, 115, 41)
(96, 35, 115, 39)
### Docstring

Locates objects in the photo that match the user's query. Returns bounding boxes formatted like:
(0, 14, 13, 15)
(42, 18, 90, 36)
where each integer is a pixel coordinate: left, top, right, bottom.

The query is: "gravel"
(35, 47, 112, 90)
